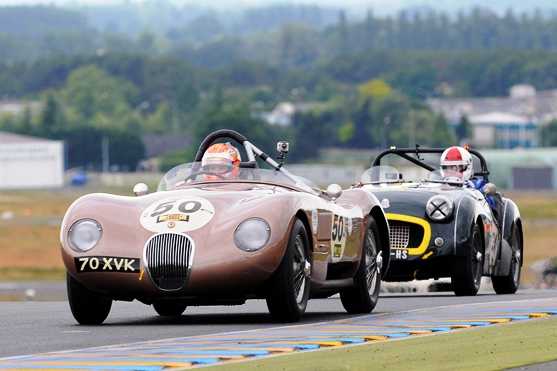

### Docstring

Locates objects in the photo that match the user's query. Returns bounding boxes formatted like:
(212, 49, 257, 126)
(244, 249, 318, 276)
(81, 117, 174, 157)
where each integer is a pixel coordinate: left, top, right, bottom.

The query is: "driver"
(440, 146, 473, 181)
(440, 146, 502, 226)
(201, 142, 241, 180)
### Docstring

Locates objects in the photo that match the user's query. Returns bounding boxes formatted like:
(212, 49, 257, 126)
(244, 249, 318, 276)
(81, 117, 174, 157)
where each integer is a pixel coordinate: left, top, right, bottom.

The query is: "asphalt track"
(1, 286, 557, 370)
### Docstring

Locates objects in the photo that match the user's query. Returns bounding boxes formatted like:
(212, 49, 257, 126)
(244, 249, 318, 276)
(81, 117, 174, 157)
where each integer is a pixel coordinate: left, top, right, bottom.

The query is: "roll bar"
(193, 129, 319, 195)
(371, 145, 490, 182)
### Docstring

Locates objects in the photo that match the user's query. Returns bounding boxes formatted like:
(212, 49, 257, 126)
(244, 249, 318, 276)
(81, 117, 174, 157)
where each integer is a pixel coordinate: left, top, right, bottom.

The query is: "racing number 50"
(332, 215, 345, 242)
(151, 200, 202, 217)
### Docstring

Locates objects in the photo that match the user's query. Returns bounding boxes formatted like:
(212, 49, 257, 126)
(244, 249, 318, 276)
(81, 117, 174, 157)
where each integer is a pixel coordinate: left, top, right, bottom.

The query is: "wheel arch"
(494, 199, 523, 275)
(370, 205, 391, 277)
(514, 218, 524, 268)
(502, 198, 522, 242)
(454, 196, 478, 256)
(295, 210, 313, 252)
(475, 216, 487, 273)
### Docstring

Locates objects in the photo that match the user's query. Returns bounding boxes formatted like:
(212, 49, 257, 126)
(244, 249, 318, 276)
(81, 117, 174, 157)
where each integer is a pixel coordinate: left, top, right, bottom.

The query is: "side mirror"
(133, 183, 149, 196)
(326, 184, 342, 200)
(484, 182, 497, 196)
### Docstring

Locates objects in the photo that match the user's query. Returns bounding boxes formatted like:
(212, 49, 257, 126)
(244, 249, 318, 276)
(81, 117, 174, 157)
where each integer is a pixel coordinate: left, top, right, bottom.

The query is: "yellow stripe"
(270, 341, 344, 347)
(386, 213, 431, 255)
(480, 318, 512, 324)
(527, 313, 550, 318)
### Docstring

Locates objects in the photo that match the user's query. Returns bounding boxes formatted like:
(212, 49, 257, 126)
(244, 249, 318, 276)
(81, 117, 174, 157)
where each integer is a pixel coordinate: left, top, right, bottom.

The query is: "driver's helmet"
(440, 146, 473, 180)
(201, 142, 241, 180)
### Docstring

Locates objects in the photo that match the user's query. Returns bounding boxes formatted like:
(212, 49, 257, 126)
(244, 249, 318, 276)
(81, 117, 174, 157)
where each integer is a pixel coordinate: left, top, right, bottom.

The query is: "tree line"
(1, 4, 557, 171)
(1, 4, 557, 67)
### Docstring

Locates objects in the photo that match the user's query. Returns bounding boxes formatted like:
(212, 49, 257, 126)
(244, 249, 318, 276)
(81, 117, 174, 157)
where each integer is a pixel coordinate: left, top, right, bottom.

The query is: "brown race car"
(60, 129, 391, 324)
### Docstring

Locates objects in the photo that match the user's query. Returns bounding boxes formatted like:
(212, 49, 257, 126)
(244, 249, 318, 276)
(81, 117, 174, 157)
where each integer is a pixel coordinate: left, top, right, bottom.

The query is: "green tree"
(20, 105, 33, 135)
(162, 105, 281, 169)
(338, 122, 354, 144)
(349, 98, 375, 148)
(38, 89, 65, 136)
(194, 106, 268, 146)
(358, 78, 393, 99)
(168, 16, 226, 44)
(429, 113, 457, 147)
(274, 23, 318, 68)
(539, 119, 557, 147)
(292, 108, 343, 161)
(41, 30, 95, 57)
(455, 115, 471, 142)
(143, 58, 200, 121)
(333, 10, 350, 56)
(384, 65, 437, 99)
(59, 64, 139, 129)
(58, 126, 144, 170)
(144, 101, 174, 134)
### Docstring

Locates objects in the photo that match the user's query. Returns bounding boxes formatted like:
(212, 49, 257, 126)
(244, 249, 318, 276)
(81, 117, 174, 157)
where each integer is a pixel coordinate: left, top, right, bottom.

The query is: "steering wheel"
(184, 170, 226, 182)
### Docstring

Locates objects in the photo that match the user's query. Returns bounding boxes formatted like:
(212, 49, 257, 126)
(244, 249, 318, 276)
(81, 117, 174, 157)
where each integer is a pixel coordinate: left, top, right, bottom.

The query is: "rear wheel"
(153, 301, 187, 316)
(492, 227, 522, 294)
(340, 217, 381, 313)
(451, 224, 483, 296)
(266, 218, 310, 322)
(67, 272, 112, 325)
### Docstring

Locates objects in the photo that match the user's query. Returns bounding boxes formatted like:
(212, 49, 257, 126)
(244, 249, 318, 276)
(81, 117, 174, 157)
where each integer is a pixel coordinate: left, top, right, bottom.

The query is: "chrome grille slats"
(389, 221, 410, 248)
(144, 232, 194, 291)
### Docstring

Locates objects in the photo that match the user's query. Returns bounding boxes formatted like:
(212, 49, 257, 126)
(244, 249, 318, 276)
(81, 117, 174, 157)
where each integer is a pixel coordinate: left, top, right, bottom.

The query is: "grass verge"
(202, 317, 557, 371)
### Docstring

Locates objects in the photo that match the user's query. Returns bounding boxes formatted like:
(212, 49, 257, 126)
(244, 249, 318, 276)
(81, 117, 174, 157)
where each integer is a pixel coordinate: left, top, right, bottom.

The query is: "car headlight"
(234, 218, 271, 252)
(68, 219, 103, 252)
(426, 195, 454, 221)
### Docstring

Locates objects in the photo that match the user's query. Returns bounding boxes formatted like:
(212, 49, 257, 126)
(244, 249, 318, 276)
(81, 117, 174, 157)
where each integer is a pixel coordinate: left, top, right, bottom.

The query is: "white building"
(0, 131, 64, 189)
(258, 102, 324, 126)
(426, 84, 557, 149)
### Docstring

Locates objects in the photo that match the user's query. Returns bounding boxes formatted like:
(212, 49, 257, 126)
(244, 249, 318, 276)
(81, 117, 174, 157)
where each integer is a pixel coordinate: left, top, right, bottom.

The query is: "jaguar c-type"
(61, 130, 391, 324)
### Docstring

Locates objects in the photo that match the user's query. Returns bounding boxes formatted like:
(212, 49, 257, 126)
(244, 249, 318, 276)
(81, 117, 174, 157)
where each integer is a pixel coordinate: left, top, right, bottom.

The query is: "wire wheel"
(266, 218, 310, 322)
(340, 216, 381, 314)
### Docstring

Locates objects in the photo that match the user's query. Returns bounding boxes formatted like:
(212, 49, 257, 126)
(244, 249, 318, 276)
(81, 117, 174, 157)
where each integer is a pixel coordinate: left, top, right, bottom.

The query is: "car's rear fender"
(501, 198, 521, 243)
(493, 199, 523, 276)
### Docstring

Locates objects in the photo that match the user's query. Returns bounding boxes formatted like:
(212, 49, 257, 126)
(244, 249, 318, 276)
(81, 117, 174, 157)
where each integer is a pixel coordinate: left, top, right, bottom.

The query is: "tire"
(340, 216, 381, 314)
(66, 272, 112, 325)
(266, 218, 310, 322)
(492, 227, 522, 294)
(451, 224, 484, 296)
(153, 301, 187, 316)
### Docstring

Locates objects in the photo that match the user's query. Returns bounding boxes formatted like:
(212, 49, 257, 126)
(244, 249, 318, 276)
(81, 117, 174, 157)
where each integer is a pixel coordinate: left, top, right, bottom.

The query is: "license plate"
(391, 250, 409, 260)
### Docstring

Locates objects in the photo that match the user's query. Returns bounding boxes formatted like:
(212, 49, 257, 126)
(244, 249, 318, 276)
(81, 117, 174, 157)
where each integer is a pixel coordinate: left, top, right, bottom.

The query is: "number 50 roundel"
(140, 196, 215, 232)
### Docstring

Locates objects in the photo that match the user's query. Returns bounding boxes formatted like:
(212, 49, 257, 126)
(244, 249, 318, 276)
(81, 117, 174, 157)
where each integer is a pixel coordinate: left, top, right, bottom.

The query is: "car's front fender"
(453, 196, 478, 256)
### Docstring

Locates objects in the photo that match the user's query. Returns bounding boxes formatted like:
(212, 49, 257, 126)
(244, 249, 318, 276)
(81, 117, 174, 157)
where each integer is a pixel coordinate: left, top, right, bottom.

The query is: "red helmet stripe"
(444, 147, 463, 161)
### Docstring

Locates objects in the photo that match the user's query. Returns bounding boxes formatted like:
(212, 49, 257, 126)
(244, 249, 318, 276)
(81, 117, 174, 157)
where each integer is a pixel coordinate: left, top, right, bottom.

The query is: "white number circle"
(140, 196, 215, 232)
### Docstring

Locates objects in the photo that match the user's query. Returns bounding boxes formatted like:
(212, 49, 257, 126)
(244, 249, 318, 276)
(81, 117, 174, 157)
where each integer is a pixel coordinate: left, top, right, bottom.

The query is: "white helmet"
(440, 146, 473, 180)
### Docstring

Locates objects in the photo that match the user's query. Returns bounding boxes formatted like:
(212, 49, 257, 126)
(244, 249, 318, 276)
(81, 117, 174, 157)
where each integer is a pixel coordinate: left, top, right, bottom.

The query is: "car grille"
(389, 221, 425, 249)
(389, 221, 410, 248)
(144, 232, 194, 291)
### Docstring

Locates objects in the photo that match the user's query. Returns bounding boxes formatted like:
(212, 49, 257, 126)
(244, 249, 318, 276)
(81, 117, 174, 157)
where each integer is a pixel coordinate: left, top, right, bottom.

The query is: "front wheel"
(266, 218, 310, 322)
(492, 227, 522, 294)
(67, 272, 112, 325)
(451, 224, 484, 296)
(340, 216, 382, 313)
(153, 301, 187, 316)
